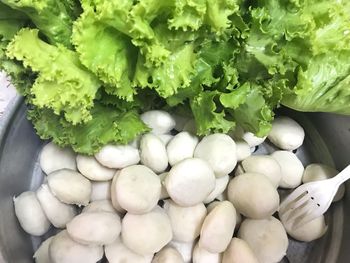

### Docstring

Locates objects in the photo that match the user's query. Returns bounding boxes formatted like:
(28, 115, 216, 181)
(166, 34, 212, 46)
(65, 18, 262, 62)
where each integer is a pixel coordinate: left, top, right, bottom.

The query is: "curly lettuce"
(6, 28, 100, 124)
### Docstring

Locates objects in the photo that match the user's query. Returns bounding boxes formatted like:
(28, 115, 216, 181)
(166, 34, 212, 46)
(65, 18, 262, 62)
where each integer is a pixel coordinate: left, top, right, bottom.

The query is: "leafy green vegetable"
(6, 28, 101, 124)
(1, 0, 80, 48)
(1, 0, 350, 154)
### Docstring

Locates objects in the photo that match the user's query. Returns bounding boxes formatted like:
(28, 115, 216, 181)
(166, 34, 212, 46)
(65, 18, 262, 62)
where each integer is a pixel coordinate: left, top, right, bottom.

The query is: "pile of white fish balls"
(13, 111, 342, 263)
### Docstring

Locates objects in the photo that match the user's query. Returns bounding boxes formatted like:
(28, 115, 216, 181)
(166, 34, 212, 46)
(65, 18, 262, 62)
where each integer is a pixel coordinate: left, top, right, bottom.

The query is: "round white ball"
(140, 133, 168, 173)
(194, 134, 237, 177)
(227, 173, 279, 219)
(116, 165, 161, 214)
(122, 206, 173, 255)
(238, 217, 288, 263)
(271, 150, 304, 188)
(165, 158, 216, 206)
(76, 155, 115, 181)
(268, 116, 305, 151)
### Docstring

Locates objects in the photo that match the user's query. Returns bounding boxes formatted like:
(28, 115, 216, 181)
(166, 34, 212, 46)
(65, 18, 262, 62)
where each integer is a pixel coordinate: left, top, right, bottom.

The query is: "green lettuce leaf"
(1, 0, 79, 47)
(28, 102, 149, 154)
(282, 51, 350, 114)
(72, 7, 137, 101)
(6, 28, 101, 124)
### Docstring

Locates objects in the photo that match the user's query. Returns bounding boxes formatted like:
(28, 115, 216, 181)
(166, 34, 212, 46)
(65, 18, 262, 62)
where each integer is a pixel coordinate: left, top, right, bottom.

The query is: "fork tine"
(285, 201, 314, 224)
(291, 211, 318, 230)
(279, 188, 308, 215)
(279, 193, 310, 219)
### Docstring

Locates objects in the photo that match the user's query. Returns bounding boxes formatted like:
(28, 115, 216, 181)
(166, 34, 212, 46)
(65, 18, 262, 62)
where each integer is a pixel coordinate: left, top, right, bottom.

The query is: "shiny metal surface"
(0, 99, 349, 263)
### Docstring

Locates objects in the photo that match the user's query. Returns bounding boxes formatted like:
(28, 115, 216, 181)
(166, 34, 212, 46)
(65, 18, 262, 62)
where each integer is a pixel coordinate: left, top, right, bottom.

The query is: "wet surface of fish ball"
(33, 236, 54, 263)
(235, 140, 251, 162)
(95, 144, 140, 169)
(242, 132, 266, 147)
(199, 201, 236, 253)
(141, 110, 176, 135)
(204, 175, 229, 204)
(82, 199, 116, 213)
(36, 184, 76, 228)
(192, 242, 222, 263)
(40, 142, 76, 175)
(268, 116, 305, 151)
(66, 211, 121, 245)
(194, 134, 237, 177)
(165, 158, 216, 206)
(167, 132, 199, 166)
(303, 163, 344, 202)
(238, 217, 288, 263)
(116, 165, 161, 214)
(47, 169, 91, 206)
(152, 246, 184, 263)
(164, 200, 207, 242)
(140, 134, 168, 173)
(105, 238, 154, 263)
(280, 214, 327, 242)
(14, 191, 50, 236)
(76, 155, 116, 181)
(122, 206, 173, 255)
(271, 151, 304, 188)
(90, 180, 111, 201)
(227, 173, 279, 219)
(238, 155, 282, 188)
(222, 238, 258, 263)
(49, 230, 103, 263)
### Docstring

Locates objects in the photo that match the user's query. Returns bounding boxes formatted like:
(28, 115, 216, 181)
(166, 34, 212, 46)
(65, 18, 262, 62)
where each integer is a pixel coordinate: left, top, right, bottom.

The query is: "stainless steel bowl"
(0, 98, 350, 263)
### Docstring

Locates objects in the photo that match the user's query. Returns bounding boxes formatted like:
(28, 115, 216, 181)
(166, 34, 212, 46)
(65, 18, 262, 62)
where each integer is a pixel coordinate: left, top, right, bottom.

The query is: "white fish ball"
(95, 144, 140, 169)
(238, 155, 282, 187)
(193, 242, 222, 263)
(105, 238, 154, 263)
(235, 140, 251, 161)
(242, 132, 266, 147)
(194, 134, 237, 177)
(76, 155, 116, 181)
(227, 173, 279, 219)
(167, 132, 198, 166)
(268, 116, 305, 151)
(47, 169, 91, 206)
(33, 236, 54, 263)
(238, 217, 288, 263)
(40, 142, 76, 175)
(122, 206, 173, 255)
(280, 214, 328, 242)
(164, 200, 207, 242)
(116, 165, 161, 214)
(49, 230, 103, 263)
(271, 150, 304, 188)
(36, 184, 76, 228)
(222, 238, 258, 263)
(14, 191, 50, 236)
(141, 110, 176, 135)
(165, 158, 216, 206)
(66, 212, 121, 245)
(152, 246, 184, 263)
(140, 133, 168, 173)
(199, 201, 236, 253)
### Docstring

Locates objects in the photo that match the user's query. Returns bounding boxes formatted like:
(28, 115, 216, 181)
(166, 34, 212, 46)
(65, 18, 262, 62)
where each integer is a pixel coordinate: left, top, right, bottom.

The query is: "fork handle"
(331, 165, 350, 186)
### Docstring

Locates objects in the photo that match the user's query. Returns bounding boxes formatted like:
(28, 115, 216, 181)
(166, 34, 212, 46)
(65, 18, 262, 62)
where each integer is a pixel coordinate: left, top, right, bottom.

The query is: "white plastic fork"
(279, 165, 350, 229)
